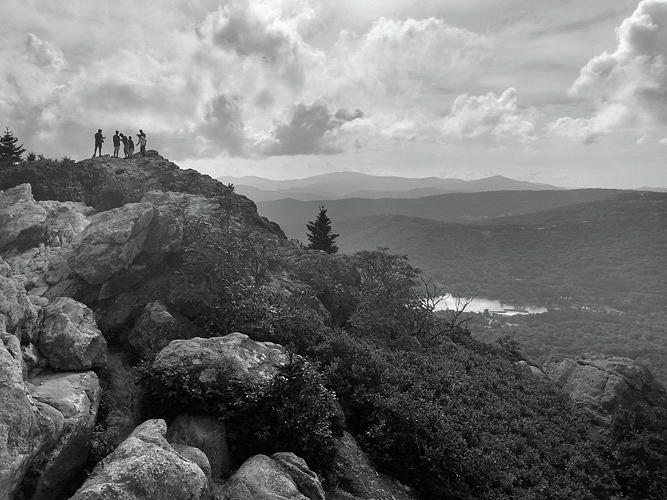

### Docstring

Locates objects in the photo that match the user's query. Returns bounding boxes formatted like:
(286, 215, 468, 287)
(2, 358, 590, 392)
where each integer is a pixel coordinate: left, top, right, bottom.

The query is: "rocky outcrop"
(0, 329, 49, 500)
(0, 184, 47, 250)
(73, 202, 156, 285)
(129, 301, 199, 358)
(543, 354, 667, 426)
(38, 297, 107, 371)
(328, 432, 416, 500)
(167, 414, 231, 479)
(0, 260, 38, 341)
(70, 419, 210, 500)
(24, 371, 101, 500)
(220, 453, 324, 500)
(152, 333, 290, 385)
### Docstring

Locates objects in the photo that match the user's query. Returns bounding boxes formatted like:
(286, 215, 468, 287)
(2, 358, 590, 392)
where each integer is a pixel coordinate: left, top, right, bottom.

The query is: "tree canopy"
(306, 206, 339, 254)
(0, 127, 26, 162)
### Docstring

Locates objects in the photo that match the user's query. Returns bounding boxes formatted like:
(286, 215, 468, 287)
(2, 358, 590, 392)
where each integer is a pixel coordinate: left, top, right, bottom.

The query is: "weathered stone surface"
(219, 454, 310, 500)
(0, 332, 50, 500)
(329, 432, 417, 500)
(129, 301, 199, 358)
(167, 414, 231, 479)
(152, 333, 290, 385)
(0, 184, 47, 250)
(73, 202, 155, 284)
(543, 354, 667, 426)
(97, 264, 151, 301)
(0, 266, 38, 339)
(25, 371, 101, 500)
(38, 200, 92, 247)
(272, 452, 325, 500)
(70, 419, 210, 500)
(38, 297, 107, 371)
(173, 443, 212, 487)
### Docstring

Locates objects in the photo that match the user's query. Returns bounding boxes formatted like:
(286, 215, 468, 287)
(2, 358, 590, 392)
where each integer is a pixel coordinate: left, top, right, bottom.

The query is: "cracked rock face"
(543, 354, 667, 425)
(70, 419, 210, 500)
(0, 184, 47, 250)
(152, 333, 290, 386)
(38, 297, 107, 371)
(73, 202, 156, 285)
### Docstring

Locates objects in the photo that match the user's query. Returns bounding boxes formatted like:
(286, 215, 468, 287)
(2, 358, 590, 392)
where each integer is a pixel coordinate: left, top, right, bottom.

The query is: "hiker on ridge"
(112, 131, 121, 158)
(93, 129, 105, 157)
(120, 133, 129, 158)
(128, 136, 135, 157)
(137, 130, 147, 157)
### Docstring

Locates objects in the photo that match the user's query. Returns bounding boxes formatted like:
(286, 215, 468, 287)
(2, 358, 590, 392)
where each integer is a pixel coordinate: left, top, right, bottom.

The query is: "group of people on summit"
(93, 129, 147, 158)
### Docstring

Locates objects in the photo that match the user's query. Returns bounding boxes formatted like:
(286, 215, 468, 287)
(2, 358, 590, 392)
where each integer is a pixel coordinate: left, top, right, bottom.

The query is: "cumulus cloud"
(441, 88, 536, 142)
(551, 0, 667, 139)
(330, 17, 492, 99)
(24, 33, 66, 70)
(660, 137, 667, 144)
(255, 102, 363, 155)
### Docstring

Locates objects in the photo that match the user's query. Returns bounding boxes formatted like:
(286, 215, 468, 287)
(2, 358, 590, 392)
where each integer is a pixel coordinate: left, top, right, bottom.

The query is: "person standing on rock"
(137, 130, 147, 157)
(128, 136, 135, 157)
(93, 129, 105, 157)
(112, 131, 121, 158)
(120, 133, 129, 158)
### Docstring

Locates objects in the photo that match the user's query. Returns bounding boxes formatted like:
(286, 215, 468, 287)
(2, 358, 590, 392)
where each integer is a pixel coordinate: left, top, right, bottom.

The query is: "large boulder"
(38, 200, 92, 247)
(0, 263, 38, 340)
(328, 432, 416, 500)
(70, 419, 210, 500)
(152, 333, 290, 385)
(24, 371, 101, 500)
(543, 354, 667, 426)
(38, 297, 107, 371)
(0, 330, 52, 500)
(73, 202, 155, 284)
(0, 184, 47, 250)
(129, 301, 199, 358)
(167, 414, 231, 479)
(220, 453, 324, 500)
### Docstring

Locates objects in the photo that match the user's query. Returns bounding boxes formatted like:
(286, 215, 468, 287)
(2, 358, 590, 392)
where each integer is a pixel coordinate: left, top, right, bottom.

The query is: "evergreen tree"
(306, 206, 339, 254)
(0, 128, 26, 162)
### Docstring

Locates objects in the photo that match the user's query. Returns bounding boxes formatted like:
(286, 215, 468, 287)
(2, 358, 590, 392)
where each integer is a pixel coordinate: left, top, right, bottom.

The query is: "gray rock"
(152, 333, 290, 386)
(167, 414, 231, 479)
(70, 419, 210, 500)
(129, 301, 198, 358)
(0, 269, 38, 340)
(543, 354, 667, 426)
(38, 297, 107, 371)
(26, 371, 101, 500)
(73, 202, 155, 284)
(219, 454, 309, 500)
(272, 452, 325, 500)
(0, 184, 47, 250)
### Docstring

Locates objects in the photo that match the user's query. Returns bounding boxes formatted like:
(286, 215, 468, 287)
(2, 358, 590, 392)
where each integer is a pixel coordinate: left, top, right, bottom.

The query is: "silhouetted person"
(137, 130, 147, 157)
(93, 129, 105, 157)
(120, 133, 129, 158)
(128, 136, 135, 157)
(112, 131, 120, 158)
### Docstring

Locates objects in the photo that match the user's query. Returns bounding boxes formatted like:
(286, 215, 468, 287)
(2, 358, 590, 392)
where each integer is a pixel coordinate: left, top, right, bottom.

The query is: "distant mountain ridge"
(219, 172, 562, 201)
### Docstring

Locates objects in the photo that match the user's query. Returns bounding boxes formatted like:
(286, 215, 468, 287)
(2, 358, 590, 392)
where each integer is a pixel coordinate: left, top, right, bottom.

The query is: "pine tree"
(306, 206, 339, 254)
(0, 128, 26, 162)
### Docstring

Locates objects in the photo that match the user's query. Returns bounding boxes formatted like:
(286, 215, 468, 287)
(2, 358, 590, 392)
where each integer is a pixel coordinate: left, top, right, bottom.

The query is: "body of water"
(434, 294, 548, 316)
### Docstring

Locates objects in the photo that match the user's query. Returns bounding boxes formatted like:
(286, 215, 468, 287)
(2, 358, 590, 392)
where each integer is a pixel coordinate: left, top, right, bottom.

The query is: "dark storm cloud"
(256, 102, 363, 155)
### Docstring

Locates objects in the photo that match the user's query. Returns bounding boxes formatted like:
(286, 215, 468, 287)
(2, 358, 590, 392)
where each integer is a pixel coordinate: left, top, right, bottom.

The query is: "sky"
(1, 0, 667, 188)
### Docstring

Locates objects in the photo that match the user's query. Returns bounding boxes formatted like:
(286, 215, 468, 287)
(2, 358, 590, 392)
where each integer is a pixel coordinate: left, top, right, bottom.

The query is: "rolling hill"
(264, 189, 623, 239)
(222, 172, 561, 201)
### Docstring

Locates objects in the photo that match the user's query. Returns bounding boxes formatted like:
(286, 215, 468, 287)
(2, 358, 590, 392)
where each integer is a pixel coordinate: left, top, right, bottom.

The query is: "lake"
(433, 294, 548, 316)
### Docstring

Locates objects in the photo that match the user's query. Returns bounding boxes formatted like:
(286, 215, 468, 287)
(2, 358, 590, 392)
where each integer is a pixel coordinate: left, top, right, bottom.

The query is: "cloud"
(441, 88, 536, 142)
(660, 137, 667, 144)
(24, 33, 65, 70)
(551, 0, 667, 139)
(255, 102, 363, 155)
(329, 17, 492, 100)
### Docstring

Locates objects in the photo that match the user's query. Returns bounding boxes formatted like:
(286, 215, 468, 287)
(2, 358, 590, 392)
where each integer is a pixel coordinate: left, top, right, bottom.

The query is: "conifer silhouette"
(0, 127, 26, 162)
(306, 206, 339, 254)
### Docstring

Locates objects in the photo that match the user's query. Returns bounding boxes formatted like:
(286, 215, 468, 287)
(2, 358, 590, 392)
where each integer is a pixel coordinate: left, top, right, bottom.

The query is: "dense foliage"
(142, 357, 344, 473)
(306, 206, 339, 253)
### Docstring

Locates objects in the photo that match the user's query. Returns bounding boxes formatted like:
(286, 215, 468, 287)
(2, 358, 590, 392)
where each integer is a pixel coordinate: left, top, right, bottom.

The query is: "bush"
(314, 332, 618, 499)
(141, 357, 344, 473)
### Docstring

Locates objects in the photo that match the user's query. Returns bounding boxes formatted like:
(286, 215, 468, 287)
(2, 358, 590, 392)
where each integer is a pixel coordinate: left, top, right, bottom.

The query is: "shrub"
(141, 357, 344, 473)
